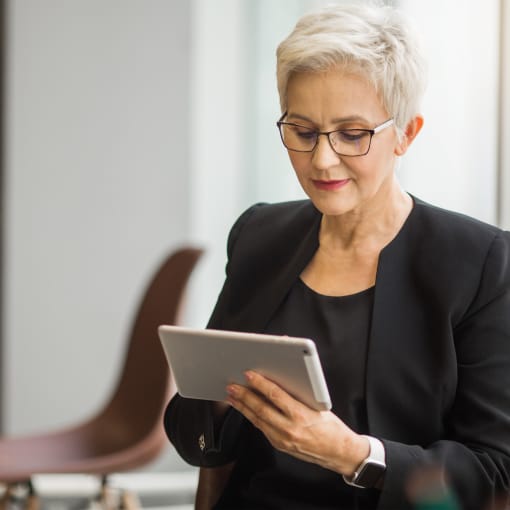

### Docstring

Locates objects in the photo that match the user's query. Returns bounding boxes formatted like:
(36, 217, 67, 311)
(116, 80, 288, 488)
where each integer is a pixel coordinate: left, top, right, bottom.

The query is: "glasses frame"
(276, 112, 394, 157)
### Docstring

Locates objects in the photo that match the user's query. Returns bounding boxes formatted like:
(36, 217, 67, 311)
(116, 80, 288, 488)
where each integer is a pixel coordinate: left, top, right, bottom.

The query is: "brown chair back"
(95, 247, 204, 463)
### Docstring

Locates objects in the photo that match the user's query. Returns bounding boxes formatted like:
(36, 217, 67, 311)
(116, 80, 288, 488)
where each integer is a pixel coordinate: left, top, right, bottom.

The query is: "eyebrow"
(286, 113, 370, 125)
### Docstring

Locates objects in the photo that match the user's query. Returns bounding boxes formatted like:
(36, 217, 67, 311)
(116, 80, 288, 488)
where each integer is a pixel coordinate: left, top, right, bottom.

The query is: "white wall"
(398, 0, 500, 225)
(500, 0, 510, 230)
(3, 0, 193, 470)
(184, 0, 247, 328)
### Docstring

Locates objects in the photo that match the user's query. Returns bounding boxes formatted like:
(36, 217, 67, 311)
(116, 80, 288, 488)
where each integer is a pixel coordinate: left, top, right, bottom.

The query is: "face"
(284, 70, 403, 217)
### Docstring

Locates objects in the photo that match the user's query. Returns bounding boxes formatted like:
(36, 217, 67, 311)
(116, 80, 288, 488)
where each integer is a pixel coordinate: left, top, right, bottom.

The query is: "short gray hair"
(276, 2, 427, 133)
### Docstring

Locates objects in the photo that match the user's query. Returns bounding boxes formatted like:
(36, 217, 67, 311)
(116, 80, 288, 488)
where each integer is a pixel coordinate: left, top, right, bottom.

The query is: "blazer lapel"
(365, 200, 441, 442)
(366, 221, 415, 438)
(228, 209, 321, 334)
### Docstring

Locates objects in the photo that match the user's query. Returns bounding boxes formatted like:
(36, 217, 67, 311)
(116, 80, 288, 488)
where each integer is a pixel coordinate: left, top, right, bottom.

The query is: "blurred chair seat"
(0, 247, 203, 510)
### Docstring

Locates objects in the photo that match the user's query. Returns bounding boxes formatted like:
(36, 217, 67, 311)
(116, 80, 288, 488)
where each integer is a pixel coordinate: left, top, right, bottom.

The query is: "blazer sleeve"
(163, 204, 264, 467)
(378, 231, 510, 510)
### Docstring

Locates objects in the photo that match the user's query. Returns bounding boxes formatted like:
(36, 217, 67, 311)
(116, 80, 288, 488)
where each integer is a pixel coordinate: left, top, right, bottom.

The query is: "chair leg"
(94, 476, 142, 510)
(25, 495, 39, 510)
(119, 490, 141, 510)
(25, 480, 39, 510)
(0, 484, 12, 510)
(95, 476, 117, 510)
(0, 482, 40, 510)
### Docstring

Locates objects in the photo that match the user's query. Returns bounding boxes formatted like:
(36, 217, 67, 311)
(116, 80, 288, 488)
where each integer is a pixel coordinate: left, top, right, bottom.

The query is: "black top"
(215, 278, 379, 509)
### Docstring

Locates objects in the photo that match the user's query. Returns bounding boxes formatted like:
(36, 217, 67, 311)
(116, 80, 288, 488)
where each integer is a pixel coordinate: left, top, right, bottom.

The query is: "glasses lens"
(279, 124, 317, 152)
(330, 130, 371, 156)
(278, 123, 375, 156)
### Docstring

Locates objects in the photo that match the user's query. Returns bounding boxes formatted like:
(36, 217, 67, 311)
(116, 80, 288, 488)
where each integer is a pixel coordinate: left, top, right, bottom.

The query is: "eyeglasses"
(276, 113, 394, 157)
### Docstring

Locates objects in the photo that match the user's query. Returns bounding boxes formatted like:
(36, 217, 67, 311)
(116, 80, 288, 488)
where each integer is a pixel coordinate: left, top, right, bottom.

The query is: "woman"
(165, 4, 510, 509)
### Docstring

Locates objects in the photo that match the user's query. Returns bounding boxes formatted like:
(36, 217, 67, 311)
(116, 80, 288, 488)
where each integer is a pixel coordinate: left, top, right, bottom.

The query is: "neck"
(319, 183, 412, 251)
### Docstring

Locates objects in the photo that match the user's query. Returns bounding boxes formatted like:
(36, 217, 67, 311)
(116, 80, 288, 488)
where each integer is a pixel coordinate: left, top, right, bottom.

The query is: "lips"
(312, 179, 350, 191)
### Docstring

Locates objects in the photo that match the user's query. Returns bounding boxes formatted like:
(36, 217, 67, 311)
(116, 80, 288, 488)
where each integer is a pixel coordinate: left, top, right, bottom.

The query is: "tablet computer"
(158, 325, 332, 411)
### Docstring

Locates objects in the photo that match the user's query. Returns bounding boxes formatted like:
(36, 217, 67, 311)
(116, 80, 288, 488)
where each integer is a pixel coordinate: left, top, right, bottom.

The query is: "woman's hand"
(226, 370, 369, 476)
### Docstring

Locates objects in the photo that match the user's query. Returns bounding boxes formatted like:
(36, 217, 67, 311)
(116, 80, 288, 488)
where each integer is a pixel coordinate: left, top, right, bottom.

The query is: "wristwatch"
(343, 435, 386, 489)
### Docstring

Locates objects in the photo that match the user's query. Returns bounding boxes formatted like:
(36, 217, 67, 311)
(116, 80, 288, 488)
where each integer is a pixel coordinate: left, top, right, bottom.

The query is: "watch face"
(356, 462, 386, 487)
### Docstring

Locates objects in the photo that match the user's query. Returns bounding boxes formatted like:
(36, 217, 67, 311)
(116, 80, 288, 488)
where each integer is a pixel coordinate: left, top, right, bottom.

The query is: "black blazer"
(166, 197, 510, 510)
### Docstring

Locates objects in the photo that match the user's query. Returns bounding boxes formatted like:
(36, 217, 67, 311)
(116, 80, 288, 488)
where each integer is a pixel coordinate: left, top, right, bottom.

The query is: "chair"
(0, 247, 203, 510)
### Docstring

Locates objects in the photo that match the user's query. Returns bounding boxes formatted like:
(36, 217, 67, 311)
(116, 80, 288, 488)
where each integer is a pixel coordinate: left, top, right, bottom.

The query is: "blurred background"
(0, 0, 508, 480)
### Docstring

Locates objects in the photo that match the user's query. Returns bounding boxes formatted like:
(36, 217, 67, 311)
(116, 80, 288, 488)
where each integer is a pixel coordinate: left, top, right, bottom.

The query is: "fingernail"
(227, 385, 238, 397)
(245, 371, 254, 381)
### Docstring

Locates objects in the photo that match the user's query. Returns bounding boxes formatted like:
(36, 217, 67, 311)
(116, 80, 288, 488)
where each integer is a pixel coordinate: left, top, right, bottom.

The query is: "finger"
(226, 383, 290, 431)
(244, 371, 298, 417)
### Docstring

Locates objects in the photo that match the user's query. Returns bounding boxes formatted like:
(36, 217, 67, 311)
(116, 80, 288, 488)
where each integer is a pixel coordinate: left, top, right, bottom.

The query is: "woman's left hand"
(226, 370, 368, 476)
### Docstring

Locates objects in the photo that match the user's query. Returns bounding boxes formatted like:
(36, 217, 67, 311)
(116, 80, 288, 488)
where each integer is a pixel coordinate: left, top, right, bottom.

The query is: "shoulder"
(208, 200, 321, 330)
(231, 199, 318, 233)
(410, 196, 509, 254)
(406, 196, 510, 314)
(226, 199, 319, 257)
(412, 196, 500, 235)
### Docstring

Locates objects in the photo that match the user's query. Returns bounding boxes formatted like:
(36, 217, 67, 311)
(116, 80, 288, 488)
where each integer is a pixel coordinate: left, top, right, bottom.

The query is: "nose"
(311, 133, 341, 171)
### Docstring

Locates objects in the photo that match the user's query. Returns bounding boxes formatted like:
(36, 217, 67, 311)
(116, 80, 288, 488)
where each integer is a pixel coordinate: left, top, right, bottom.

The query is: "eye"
(290, 125, 317, 141)
(336, 130, 370, 143)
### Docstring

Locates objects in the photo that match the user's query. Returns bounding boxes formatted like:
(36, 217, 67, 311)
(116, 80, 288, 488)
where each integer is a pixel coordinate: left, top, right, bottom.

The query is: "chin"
(312, 202, 355, 218)
(308, 194, 358, 217)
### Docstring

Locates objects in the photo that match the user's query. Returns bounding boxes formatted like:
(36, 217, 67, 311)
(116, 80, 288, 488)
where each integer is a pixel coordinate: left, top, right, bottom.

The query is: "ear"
(394, 115, 424, 156)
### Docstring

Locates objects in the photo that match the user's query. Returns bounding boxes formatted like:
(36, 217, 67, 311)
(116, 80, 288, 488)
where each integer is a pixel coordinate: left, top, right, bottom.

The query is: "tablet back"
(158, 325, 331, 411)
